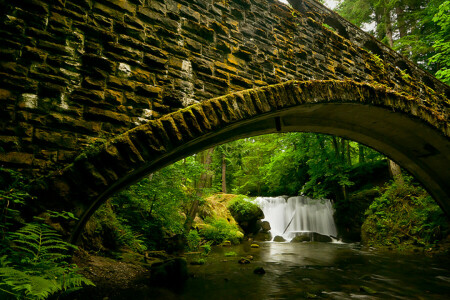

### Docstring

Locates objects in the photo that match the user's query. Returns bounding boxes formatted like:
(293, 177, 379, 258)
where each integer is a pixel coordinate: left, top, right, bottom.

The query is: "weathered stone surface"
(0, 0, 449, 241)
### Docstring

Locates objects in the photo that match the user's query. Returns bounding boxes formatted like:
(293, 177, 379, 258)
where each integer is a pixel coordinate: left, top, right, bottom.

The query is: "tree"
(428, 0, 450, 84)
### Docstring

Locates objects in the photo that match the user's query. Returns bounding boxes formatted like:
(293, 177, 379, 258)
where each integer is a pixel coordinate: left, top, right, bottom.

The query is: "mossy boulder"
(198, 194, 239, 227)
(273, 235, 286, 242)
(228, 196, 264, 235)
(260, 221, 271, 232)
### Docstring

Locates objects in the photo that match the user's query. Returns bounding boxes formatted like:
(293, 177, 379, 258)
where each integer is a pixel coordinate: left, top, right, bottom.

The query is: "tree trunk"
(384, 7, 394, 47)
(358, 144, 365, 163)
(184, 147, 215, 232)
(388, 159, 404, 185)
(396, 6, 406, 38)
(221, 154, 227, 193)
(331, 136, 340, 158)
(346, 140, 351, 165)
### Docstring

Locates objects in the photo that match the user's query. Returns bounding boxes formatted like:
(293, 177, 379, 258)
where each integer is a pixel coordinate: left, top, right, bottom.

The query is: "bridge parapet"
(0, 0, 448, 176)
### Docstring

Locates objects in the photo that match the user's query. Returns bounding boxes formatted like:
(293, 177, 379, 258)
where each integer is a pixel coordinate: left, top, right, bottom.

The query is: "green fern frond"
(0, 222, 95, 299)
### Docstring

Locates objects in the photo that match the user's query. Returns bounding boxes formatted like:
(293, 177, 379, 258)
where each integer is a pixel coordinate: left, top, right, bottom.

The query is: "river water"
(171, 241, 449, 300)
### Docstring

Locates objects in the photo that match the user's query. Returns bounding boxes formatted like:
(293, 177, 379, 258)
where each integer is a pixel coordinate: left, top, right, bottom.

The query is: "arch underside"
(30, 80, 448, 242)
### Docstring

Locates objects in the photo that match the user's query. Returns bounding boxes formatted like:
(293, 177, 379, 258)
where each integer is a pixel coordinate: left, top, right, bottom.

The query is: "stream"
(145, 241, 450, 300)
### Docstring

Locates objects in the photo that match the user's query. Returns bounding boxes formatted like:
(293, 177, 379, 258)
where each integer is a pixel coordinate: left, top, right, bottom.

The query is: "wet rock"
(290, 232, 332, 243)
(221, 240, 232, 246)
(250, 243, 260, 248)
(360, 285, 377, 294)
(238, 258, 250, 264)
(253, 231, 272, 241)
(150, 258, 188, 286)
(291, 235, 311, 243)
(253, 267, 265, 274)
(311, 232, 332, 243)
(229, 200, 264, 235)
(273, 235, 286, 242)
(260, 221, 271, 232)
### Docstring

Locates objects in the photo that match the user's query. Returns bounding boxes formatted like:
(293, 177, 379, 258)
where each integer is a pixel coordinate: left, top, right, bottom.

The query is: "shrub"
(200, 218, 243, 245)
(186, 230, 202, 252)
(361, 178, 448, 250)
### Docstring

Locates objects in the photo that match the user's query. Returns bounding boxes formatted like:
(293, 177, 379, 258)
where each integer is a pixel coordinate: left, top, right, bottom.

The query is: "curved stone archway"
(30, 80, 450, 242)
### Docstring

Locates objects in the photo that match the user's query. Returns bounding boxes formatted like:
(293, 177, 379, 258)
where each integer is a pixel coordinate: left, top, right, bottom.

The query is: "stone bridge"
(0, 0, 448, 241)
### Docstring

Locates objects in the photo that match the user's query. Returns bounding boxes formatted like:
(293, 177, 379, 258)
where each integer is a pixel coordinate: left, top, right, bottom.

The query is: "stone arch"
(31, 80, 450, 243)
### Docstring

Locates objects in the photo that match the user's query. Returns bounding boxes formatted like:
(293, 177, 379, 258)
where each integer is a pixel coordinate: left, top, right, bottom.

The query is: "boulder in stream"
(150, 258, 188, 286)
(253, 267, 266, 275)
(260, 221, 271, 232)
(273, 235, 286, 242)
(290, 235, 311, 243)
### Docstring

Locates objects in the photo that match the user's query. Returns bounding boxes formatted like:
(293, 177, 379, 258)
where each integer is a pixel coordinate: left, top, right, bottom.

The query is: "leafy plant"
(186, 230, 202, 252)
(0, 168, 30, 241)
(199, 218, 243, 245)
(0, 222, 94, 299)
(200, 241, 212, 256)
(362, 177, 448, 250)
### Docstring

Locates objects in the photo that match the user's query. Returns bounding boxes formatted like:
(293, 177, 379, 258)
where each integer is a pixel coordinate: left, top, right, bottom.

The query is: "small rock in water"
(222, 241, 232, 246)
(273, 235, 286, 242)
(238, 258, 251, 264)
(253, 267, 266, 274)
(360, 285, 377, 294)
(250, 243, 260, 248)
(246, 255, 254, 260)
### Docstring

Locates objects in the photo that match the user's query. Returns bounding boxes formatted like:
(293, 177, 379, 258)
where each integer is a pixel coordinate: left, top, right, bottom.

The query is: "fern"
(0, 223, 94, 299)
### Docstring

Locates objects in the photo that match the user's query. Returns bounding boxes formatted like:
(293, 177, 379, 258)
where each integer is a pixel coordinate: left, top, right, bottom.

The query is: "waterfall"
(255, 196, 338, 241)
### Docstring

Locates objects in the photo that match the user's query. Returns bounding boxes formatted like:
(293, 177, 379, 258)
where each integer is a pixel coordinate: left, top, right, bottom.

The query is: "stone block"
(0, 152, 34, 166)
(84, 107, 131, 125)
(135, 84, 161, 98)
(143, 53, 167, 70)
(181, 19, 214, 43)
(82, 54, 116, 73)
(34, 128, 77, 149)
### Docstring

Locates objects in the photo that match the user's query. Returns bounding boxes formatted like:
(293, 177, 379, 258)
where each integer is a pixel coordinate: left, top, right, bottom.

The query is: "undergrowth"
(361, 177, 448, 251)
(0, 168, 94, 299)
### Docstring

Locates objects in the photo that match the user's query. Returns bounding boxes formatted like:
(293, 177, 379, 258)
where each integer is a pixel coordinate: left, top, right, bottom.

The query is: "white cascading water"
(255, 196, 338, 241)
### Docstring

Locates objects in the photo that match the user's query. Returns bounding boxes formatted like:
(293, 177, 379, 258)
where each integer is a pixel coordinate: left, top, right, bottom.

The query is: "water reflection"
(183, 242, 449, 300)
(69, 242, 450, 299)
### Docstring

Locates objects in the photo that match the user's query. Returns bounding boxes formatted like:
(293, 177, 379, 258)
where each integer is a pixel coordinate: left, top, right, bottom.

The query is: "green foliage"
(228, 196, 260, 219)
(336, 0, 448, 78)
(362, 178, 448, 250)
(428, 1, 450, 84)
(224, 251, 237, 257)
(0, 223, 94, 299)
(200, 242, 212, 256)
(108, 156, 205, 251)
(199, 218, 243, 245)
(0, 168, 31, 242)
(186, 230, 202, 252)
